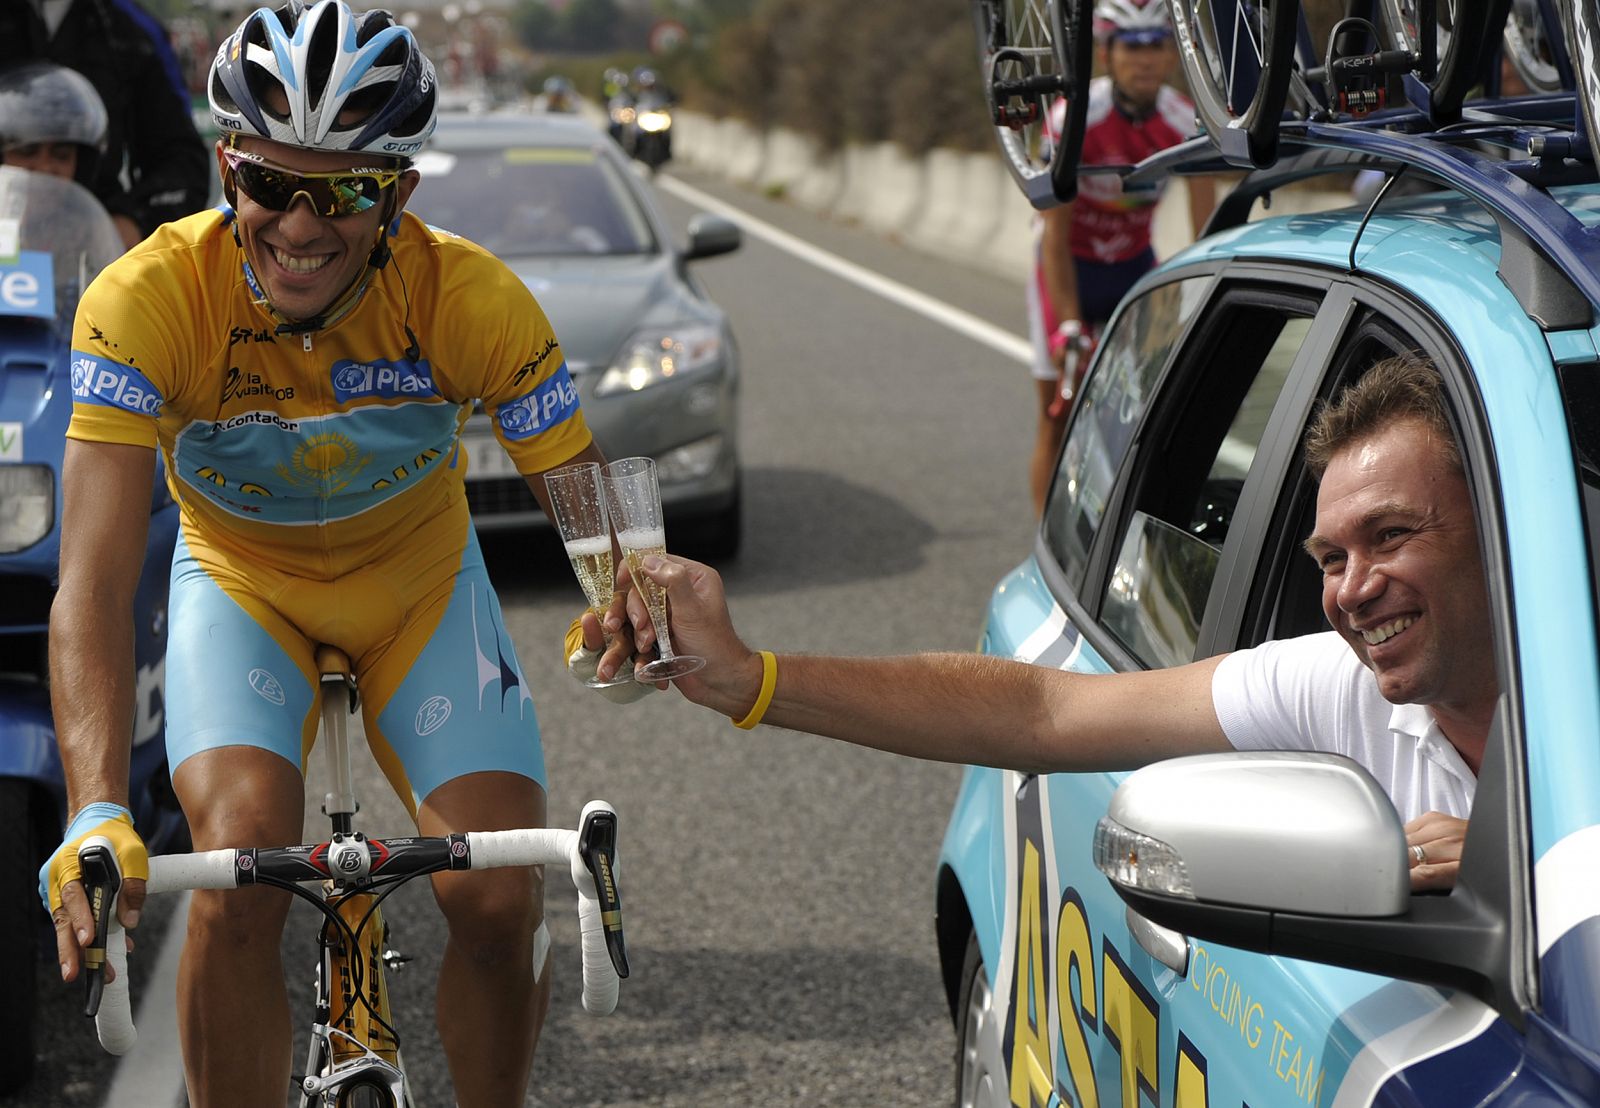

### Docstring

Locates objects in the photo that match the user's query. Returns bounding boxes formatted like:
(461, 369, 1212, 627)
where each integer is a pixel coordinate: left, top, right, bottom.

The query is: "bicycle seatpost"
(315, 645, 360, 835)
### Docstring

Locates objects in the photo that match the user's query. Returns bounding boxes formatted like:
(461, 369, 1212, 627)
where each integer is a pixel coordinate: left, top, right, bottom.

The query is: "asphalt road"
(6, 161, 1037, 1107)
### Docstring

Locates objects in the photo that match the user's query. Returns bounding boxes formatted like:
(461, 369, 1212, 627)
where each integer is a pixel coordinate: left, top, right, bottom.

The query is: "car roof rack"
(1118, 96, 1600, 328)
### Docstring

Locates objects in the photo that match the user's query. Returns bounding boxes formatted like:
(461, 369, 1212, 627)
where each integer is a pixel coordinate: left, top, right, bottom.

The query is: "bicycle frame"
(83, 648, 628, 1108)
(298, 647, 408, 1107)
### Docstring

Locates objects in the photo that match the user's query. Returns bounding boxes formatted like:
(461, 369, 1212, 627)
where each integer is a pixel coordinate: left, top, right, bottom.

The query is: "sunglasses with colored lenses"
(222, 147, 400, 217)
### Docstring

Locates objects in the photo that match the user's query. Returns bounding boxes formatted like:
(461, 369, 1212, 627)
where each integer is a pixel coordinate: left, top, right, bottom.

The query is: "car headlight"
(0, 464, 54, 553)
(595, 325, 722, 397)
(636, 110, 672, 133)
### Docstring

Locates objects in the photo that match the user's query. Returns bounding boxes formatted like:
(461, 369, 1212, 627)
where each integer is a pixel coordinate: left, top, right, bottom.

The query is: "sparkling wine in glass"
(544, 462, 634, 689)
(600, 456, 706, 682)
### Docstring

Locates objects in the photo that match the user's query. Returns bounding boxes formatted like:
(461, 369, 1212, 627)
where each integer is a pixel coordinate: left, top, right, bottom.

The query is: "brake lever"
(78, 841, 121, 1018)
(578, 807, 629, 979)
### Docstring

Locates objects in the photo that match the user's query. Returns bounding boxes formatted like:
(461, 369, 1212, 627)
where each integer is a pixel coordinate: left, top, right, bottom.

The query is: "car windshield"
(409, 144, 657, 258)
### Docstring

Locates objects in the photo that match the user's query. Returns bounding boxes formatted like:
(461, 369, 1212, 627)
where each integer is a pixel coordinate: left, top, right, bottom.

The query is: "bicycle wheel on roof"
(1170, 0, 1299, 168)
(1503, 0, 1570, 93)
(1377, 0, 1513, 122)
(972, 0, 1094, 209)
(1563, 0, 1600, 158)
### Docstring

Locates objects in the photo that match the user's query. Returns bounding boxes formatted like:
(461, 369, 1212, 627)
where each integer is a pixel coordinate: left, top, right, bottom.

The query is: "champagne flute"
(544, 462, 634, 689)
(600, 456, 706, 682)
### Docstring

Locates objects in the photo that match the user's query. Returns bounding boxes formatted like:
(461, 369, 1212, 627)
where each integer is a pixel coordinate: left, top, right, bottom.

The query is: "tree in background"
(515, 0, 645, 53)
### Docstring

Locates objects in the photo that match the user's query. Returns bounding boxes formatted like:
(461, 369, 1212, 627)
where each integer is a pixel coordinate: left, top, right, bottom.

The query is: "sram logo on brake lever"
(78, 841, 121, 1018)
(578, 810, 629, 979)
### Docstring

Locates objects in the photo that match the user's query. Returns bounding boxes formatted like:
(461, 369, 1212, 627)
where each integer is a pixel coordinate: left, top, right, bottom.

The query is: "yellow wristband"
(565, 617, 585, 661)
(733, 651, 777, 730)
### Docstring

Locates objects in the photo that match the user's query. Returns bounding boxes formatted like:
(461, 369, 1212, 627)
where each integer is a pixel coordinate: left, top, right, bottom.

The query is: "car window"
(1242, 311, 1433, 647)
(1100, 301, 1313, 667)
(410, 146, 657, 257)
(1043, 277, 1209, 593)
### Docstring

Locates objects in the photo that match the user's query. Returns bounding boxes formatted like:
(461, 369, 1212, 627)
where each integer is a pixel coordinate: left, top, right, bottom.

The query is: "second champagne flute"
(544, 462, 634, 689)
(600, 456, 706, 681)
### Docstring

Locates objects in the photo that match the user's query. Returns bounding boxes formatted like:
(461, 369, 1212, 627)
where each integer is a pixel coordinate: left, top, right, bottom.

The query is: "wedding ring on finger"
(1410, 844, 1427, 866)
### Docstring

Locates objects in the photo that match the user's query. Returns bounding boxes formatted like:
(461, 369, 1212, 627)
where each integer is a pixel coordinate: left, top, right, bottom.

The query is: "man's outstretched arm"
(602, 554, 1233, 773)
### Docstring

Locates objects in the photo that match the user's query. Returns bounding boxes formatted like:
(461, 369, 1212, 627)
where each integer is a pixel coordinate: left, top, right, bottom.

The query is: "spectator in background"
(1026, 0, 1215, 515)
(0, 0, 210, 248)
(0, 62, 106, 186)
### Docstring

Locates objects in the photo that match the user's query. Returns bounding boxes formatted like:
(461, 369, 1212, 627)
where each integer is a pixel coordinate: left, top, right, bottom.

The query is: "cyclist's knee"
(174, 749, 304, 852)
(187, 885, 293, 948)
(435, 866, 543, 956)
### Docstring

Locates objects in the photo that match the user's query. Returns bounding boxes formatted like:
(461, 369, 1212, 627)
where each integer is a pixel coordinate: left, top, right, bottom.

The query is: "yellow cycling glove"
(39, 803, 149, 913)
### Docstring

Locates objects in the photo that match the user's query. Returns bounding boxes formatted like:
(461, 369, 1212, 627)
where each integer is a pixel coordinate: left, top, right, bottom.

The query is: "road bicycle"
(75, 645, 628, 1108)
(972, 0, 1597, 190)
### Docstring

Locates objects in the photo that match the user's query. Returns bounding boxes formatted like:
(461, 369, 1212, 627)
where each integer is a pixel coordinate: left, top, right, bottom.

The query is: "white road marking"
(656, 174, 1033, 365)
(102, 891, 191, 1108)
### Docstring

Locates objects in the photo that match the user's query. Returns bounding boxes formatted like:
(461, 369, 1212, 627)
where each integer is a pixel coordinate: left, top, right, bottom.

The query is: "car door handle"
(1125, 906, 1190, 977)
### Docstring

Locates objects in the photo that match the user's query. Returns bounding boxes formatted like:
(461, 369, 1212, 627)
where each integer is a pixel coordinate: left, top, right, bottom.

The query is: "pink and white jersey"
(1049, 76, 1196, 263)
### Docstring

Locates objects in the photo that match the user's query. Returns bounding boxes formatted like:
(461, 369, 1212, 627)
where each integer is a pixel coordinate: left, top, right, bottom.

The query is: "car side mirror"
(684, 213, 741, 261)
(1092, 751, 1520, 1017)
(1094, 751, 1410, 917)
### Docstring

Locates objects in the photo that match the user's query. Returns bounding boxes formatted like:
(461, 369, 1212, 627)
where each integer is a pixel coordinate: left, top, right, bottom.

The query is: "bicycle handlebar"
(87, 799, 626, 1055)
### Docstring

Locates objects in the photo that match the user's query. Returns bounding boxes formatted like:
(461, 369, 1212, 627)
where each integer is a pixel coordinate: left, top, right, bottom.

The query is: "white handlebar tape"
(147, 849, 240, 894)
(576, 888, 620, 1015)
(95, 917, 136, 1055)
(464, 828, 575, 869)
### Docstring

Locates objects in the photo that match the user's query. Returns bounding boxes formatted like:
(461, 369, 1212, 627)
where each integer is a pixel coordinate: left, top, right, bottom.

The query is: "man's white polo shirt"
(1211, 631, 1477, 822)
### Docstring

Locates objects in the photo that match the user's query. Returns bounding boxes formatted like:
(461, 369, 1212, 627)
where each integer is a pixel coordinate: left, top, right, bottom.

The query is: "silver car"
(410, 111, 743, 556)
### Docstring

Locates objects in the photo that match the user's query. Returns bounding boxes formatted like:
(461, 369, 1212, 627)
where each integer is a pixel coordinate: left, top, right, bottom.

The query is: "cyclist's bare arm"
(520, 439, 611, 521)
(1039, 201, 1082, 336)
(49, 439, 157, 972)
(615, 554, 1234, 773)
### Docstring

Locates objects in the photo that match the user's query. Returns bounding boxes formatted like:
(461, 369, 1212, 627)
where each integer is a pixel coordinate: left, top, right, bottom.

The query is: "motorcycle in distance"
(0, 166, 186, 1095)
(625, 90, 674, 175)
(607, 88, 635, 148)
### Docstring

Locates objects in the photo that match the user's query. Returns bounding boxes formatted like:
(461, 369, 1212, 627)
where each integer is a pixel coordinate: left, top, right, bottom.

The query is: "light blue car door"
(983, 274, 1519, 1108)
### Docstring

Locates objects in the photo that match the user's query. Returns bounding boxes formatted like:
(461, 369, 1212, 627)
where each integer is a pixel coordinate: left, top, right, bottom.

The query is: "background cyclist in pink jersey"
(1027, 0, 1216, 514)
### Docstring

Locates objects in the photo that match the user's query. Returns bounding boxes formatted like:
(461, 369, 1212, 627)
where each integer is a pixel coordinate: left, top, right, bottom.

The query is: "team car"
(934, 112, 1600, 1106)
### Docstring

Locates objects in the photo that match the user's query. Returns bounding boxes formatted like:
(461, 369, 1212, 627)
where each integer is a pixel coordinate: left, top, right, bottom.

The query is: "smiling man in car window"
(602, 355, 1489, 892)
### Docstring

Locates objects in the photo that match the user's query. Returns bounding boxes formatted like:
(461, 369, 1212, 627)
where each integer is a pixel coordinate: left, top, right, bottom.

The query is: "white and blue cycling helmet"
(1093, 0, 1172, 44)
(208, 0, 437, 160)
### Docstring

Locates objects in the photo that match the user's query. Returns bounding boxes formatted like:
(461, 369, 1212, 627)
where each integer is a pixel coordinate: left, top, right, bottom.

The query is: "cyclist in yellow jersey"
(38, 2, 635, 1102)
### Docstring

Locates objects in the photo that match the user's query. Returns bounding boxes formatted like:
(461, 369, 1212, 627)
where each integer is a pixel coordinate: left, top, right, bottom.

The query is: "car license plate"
(464, 438, 522, 481)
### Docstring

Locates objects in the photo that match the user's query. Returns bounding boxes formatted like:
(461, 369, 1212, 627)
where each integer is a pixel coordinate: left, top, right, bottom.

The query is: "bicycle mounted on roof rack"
(972, 0, 1600, 322)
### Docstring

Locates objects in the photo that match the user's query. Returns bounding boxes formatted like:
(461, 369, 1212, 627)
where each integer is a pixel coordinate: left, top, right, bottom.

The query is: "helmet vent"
(393, 87, 436, 139)
(209, 67, 239, 114)
(306, 9, 338, 111)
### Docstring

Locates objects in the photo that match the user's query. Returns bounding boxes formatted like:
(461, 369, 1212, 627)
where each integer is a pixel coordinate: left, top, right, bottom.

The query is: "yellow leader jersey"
(66, 208, 590, 576)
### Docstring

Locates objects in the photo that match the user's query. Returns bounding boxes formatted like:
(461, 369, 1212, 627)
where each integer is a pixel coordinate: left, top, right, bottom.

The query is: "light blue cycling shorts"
(163, 524, 545, 815)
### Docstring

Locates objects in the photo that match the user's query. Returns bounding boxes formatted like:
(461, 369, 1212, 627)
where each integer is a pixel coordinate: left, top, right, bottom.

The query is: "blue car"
(935, 119, 1600, 1105)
